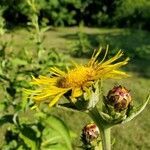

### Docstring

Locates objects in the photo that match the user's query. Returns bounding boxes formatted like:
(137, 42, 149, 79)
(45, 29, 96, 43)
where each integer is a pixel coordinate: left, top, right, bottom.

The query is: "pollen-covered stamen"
(57, 67, 96, 88)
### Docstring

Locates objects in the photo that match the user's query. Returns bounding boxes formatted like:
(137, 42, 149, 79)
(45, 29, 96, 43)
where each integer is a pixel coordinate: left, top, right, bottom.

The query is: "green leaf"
(19, 124, 39, 150)
(41, 26, 50, 33)
(0, 114, 14, 126)
(42, 143, 68, 150)
(86, 81, 101, 109)
(99, 111, 112, 122)
(21, 91, 30, 110)
(42, 115, 72, 150)
(0, 102, 6, 111)
(19, 133, 37, 150)
(11, 58, 28, 67)
(122, 93, 150, 124)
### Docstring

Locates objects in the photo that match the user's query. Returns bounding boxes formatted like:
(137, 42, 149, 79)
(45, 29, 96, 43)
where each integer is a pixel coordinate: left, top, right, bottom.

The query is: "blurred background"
(0, 0, 149, 150)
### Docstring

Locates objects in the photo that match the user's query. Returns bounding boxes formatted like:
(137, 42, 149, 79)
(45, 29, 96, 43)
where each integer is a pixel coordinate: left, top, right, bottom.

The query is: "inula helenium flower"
(27, 48, 129, 107)
(106, 85, 132, 112)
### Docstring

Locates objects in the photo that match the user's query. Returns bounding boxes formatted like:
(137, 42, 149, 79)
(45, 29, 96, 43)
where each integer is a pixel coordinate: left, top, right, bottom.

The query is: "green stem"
(100, 127, 111, 150)
(88, 107, 111, 150)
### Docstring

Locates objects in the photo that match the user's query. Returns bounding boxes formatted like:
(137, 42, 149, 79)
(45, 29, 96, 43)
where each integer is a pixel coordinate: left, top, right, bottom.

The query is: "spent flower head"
(26, 48, 129, 107)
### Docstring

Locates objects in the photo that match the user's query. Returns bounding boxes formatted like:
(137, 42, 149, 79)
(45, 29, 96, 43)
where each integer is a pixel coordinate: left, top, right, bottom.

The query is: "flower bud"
(106, 85, 132, 112)
(81, 123, 100, 146)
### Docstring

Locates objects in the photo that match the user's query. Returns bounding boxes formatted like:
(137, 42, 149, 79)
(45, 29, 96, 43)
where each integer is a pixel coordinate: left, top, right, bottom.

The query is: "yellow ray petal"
(71, 88, 83, 98)
(99, 45, 109, 64)
(69, 97, 77, 103)
(31, 75, 58, 85)
(49, 91, 67, 107)
(50, 67, 66, 76)
(101, 50, 123, 66)
(88, 48, 102, 66)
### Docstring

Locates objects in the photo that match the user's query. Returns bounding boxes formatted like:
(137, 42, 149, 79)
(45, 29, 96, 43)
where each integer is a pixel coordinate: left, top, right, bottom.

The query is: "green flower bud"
(106, 85, 132, 112)
(81, 123, 100, 148)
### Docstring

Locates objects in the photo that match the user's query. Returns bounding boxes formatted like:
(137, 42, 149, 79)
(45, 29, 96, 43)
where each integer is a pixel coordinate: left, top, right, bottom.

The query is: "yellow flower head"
(27, 48, 129, 107)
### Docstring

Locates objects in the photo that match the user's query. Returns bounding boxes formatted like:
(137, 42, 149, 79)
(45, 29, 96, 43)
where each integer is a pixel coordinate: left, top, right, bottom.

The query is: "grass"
(0, 27, 150, 150)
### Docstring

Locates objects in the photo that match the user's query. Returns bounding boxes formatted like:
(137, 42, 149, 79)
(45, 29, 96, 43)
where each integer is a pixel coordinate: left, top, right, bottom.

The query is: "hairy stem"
(100, 127, 111, 150)
(88, 107, 111, 150)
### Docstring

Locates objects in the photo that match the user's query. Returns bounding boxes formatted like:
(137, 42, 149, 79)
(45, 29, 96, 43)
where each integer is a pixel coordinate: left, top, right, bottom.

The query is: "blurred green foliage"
(70, 27, 150, 60)
(115, 0, 150, 30)
(0, 113, 72, 150)
(0, 39, 72, 149)
(0, 0, 149, 30)
(0, 4, 73, 149)
(70, 22, 92, 57)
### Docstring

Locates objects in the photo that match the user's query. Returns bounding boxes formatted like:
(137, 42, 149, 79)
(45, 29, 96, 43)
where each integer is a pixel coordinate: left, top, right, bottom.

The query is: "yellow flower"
(27, 48, 129, 107)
